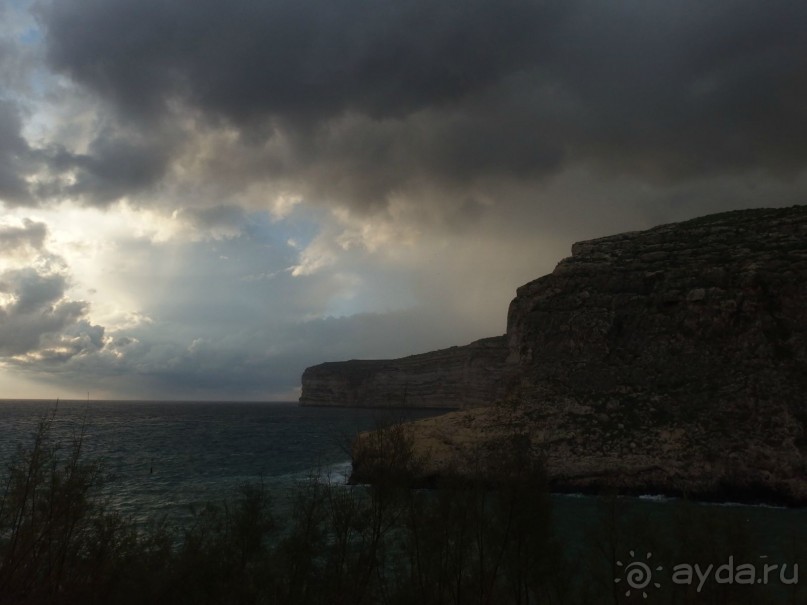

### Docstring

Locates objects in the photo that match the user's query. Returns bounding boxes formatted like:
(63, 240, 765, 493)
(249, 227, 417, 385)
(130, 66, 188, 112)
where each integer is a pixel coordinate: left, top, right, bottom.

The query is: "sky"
(0, 0, 805, 400)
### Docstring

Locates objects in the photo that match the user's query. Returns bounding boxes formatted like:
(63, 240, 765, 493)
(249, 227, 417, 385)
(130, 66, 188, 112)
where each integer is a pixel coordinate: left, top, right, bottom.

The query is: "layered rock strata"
(348, 205, 807, 504)
(299, 336, 510, 409)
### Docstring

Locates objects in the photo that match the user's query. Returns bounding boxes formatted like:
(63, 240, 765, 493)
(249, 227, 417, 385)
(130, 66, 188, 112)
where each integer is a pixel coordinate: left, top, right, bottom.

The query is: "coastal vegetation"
(1, 412, 805, 605)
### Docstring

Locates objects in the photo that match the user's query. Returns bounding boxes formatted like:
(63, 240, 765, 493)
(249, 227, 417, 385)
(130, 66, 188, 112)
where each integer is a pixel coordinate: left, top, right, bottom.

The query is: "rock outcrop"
(347, 205, 807, 504)
(299, 336, 510, 408)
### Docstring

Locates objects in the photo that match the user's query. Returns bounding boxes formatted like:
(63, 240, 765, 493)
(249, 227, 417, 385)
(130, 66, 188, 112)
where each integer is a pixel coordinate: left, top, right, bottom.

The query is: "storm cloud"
(0, 101, 36, 206)
(42, 0, 555, 123)
(1, 0, 806, 399)
(0, 265, 102, 360)
(32, 0, 807, 213)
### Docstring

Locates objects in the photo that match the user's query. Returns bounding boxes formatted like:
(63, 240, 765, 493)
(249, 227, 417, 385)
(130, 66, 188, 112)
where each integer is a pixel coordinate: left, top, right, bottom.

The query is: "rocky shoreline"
(306, 205, 807, 506)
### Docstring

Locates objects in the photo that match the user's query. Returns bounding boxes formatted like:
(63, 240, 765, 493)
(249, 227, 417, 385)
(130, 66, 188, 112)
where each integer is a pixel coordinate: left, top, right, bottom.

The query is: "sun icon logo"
(615, 550, 663, 599)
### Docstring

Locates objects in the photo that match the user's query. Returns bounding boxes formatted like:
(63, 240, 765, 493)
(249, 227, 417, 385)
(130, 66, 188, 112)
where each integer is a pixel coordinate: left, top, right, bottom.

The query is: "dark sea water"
(2, 399, 806, 599)
(0, 399, 445, 524)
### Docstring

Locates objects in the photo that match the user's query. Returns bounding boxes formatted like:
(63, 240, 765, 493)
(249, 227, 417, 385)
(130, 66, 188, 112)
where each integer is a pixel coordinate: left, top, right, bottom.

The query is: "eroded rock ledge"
(313, 205, 807, 504)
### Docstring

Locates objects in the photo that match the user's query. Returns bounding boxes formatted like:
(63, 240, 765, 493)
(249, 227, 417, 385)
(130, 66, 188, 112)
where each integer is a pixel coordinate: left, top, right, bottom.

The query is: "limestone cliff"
(349, 205, 807, 504)
(299, 336, 509, 408)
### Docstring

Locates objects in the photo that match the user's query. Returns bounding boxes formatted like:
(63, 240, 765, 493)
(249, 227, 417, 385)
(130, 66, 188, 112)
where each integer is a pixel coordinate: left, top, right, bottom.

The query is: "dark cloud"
(0, 267, 98, 357)
(0, 221, 105, 363)
(41, 0, 556, 124)
(33, 320, 105, 363)
(33, 125, 176, 206)
(66, 131, 174, 204)
(36, 0, 807, 213)
(7, 269, 65, 314)
(0, 101, 35, 205)
(0, 219, 47, 256)
(549, 0, 807, 179)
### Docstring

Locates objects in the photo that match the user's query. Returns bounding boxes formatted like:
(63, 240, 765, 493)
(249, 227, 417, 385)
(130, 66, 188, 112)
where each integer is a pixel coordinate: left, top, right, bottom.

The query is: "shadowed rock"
(310, 205, 807, 504)
(299, 336, 510, 409)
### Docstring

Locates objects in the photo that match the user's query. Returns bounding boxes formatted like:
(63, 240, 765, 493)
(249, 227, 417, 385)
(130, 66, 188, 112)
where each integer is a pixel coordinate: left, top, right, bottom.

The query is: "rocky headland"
(299, 336, 509, 409)
(303, 205, 807, 505)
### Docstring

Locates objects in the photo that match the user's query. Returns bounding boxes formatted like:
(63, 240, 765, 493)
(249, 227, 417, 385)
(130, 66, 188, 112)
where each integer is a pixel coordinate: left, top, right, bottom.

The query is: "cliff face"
(350, 205, 807, 504)
(299, 336, 510, 408)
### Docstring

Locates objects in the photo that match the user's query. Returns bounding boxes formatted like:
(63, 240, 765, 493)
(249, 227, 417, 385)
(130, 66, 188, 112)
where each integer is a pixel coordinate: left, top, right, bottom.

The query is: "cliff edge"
(299, 336, 510, 408)
(349, 205, 807, 504)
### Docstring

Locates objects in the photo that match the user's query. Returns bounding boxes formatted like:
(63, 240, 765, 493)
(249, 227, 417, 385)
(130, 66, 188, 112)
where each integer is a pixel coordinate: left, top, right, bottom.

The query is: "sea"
(1, 398, 805, 589)
(0, 399, 445, 525)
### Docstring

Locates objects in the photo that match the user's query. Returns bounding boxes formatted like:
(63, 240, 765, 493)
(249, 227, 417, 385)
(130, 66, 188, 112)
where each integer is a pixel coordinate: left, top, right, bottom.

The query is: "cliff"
(298, 336, 510, 408)
(349, 205, 807, 504)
